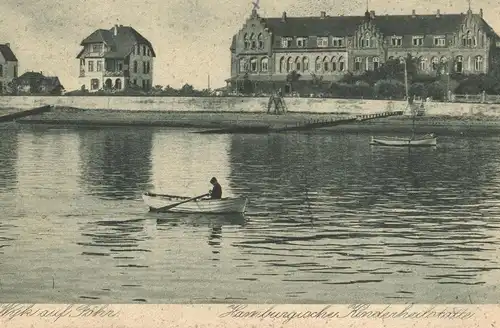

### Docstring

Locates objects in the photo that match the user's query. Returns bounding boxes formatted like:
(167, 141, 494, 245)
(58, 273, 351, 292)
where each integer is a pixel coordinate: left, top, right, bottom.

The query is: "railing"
(450, 92, 500, 104)
(103, 70, 125, 77)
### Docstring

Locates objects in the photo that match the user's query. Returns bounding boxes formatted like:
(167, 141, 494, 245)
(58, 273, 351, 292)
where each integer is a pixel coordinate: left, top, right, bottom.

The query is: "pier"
(0, 105, 53, 123)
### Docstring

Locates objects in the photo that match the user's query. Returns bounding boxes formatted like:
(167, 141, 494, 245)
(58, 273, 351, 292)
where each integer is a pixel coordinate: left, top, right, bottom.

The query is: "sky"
(1, 0, 499, 91)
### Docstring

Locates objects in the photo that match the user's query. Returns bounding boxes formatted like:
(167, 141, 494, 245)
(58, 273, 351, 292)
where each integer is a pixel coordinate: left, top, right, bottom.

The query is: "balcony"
(103, 70, 125, 77)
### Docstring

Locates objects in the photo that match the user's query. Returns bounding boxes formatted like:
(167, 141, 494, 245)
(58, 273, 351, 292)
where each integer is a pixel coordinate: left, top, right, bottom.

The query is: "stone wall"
(1, 95, 500, 117)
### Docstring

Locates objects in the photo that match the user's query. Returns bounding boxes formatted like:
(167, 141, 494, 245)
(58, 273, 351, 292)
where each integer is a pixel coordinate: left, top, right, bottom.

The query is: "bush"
(374, 79, 405, 99)
(426, 81, 447, 101)
(409, 82, 427, 98)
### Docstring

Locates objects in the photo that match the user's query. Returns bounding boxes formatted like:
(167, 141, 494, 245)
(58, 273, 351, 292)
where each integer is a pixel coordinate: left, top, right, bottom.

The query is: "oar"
(156, 193, 210, 211)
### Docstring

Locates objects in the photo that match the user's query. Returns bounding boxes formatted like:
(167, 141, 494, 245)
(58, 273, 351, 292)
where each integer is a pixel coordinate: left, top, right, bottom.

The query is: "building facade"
(228, 8, 500, 92)
(0, 43, 19, 94)
(14, 71, 65, 95)
(77, 25, 155, 92)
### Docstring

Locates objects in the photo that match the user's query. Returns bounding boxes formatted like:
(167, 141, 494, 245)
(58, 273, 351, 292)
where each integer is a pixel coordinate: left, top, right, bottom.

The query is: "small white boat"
(142, 193, 248, 214)
(370, 135, 437, 147)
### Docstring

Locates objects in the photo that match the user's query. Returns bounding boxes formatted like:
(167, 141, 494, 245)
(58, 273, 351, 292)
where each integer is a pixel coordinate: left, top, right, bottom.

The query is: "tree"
(286, 70, 301, 92)
(179, 83, 195, 96)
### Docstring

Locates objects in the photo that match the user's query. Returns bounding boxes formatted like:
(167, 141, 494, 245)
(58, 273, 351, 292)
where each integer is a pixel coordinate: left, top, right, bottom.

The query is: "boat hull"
(370, 136, 437, 147)
(142, 193, 248, 214)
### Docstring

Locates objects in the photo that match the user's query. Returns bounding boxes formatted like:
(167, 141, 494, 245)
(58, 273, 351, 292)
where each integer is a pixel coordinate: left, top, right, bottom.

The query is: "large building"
(0, 43, 18, 94)
(227, 7, 500, 92)
(77, 25, 156, 92)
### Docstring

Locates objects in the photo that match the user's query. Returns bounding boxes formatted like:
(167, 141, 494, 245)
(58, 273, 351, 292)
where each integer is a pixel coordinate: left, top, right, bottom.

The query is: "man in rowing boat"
(209, 177, 222, 199)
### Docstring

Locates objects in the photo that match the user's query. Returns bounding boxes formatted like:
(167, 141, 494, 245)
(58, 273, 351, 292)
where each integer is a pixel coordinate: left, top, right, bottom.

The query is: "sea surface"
(1, 125, 500, 303)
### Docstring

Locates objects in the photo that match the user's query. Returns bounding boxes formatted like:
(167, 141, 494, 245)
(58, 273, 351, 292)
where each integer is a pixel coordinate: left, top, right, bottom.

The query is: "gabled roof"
(78, 25, 156, 59)
(260, 12, 500, 38)
(0, 44, 18, 62)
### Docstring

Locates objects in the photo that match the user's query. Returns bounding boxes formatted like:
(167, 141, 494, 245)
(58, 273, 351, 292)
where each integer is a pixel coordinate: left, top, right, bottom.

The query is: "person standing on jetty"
(209, 177, 222, 199)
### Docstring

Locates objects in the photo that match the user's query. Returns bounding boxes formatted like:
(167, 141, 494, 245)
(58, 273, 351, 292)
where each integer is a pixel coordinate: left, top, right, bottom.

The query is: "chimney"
(436, 9, 441, 17)
(281, 11, 287, 22)
(480, 8, 483, 17)
(412, 9, 416, 17)
(370, 10, 375, 19)
(320, 11, 326, 19)
(113, 24, 118, 36)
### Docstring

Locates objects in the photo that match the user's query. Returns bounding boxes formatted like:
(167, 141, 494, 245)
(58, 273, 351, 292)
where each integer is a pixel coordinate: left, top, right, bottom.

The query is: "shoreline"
(7, 106, 500, 134)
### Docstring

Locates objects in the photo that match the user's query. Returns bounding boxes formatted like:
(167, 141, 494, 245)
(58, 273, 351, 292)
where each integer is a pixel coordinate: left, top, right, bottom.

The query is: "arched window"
(302, 57, 309, 71)
(364, 32, 370, 47)
(419, 56, 427, 71)
(475, 56, 483, 71)
(440, 56, 447, 63)
(323, 56, 329, 71)
(338, 57, 345, 71)
(115, 79, 122, 90)
(373, 57, 380, 70)
(239, 58, 246, 72)
(261, 57, 268, 72)
(431, 57, 439, 70)
(331, 56, 337, 71)
(280, 57, 286, 73)
(315, 57, 321, 72)
(250, 33, 256, 49)
(295, 57, 301, 71)
(244, 33, 249, 49)
(258, 34, 264, 49)
(455, 56, 463, 73)
(250, 57, 258, 72)
(286, 57, 292, 72)
(463, 30, 473, 47)
(133, 61, 138, 73)
(355, 57, 362, 71)
(105, 79, 112, 89)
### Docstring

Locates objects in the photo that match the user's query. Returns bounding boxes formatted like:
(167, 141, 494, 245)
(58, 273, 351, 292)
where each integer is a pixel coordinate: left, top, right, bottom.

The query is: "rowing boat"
(142, 193, 248, 214)
(370, 135, 437, 147)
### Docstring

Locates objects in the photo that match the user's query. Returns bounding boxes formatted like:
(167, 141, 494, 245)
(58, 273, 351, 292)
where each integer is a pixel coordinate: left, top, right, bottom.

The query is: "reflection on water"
(1, 126, 500, 303)
(78, 128, 154, 200)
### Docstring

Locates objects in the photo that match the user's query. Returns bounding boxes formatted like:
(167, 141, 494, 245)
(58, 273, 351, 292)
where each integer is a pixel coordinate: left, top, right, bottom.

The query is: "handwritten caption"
(0, 304, 120, 322)
(220, 304, 475, 324)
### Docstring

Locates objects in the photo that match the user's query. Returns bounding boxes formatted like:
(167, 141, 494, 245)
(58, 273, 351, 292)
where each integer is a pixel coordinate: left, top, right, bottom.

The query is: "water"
(1, 125, 500, 303)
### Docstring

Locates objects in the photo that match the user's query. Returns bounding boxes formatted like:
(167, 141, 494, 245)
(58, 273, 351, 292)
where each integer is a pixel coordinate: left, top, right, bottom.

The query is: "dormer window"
(297, 37, 307, 48)
(250, 33, 257, 49)
(281, 37, 292, 48)
(92, 44, 103, 53)
(391, 36, 402, 46)
(412, 36, 424, 46)
(317, 37, 328, 47)
(434, 36, 446, 46)
(332, 37, 344, 47)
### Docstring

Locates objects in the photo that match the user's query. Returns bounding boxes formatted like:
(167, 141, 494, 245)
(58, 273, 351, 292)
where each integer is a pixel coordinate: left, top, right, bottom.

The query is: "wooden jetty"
(0, 105, 52, 123)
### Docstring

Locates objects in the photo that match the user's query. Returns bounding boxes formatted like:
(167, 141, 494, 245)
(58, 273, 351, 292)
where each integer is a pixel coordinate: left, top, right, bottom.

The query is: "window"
(0, 82, 3, 93)
(391, 36, 402, 46)
(96, 61, 102, 72)
(323, 56, 329, 71)
(261, 57, 268, 72)
(258, 34, 264, 49)
(244, 34, 249, 49)
(302, 57, 309, 71)
(463, 31, 474, 47)
(361, 33, 371, 48)
(455, 56, 463, 73)
(92, 44, 103, 52)
(295, 57, 301, 71)
(419, 56, 427, 71)
(142, 80, 146, 90)
(315, 57, 321, 71)
(250, 33, 256, 49)
(132, 46, 135, 55)
(338, 57, 345, 71)
(281, 37, 292, 48)
(373, 57, 380, 70)
(297, 37, 307, 48)
(88, 60, 94, 72)
(13, 65, 17, 78)
(143, 45, 146, 55)
(431, 57, 439, 70)
(355, 57, 362, 70)
(250, 58, 257, 72)
(118, 62, 123, 71)
(331, 56, 337, 71)
(239, 58, 247, 72)
(143, 62, 146, 73)
(286, 57, 292, 72)
(133, 61, 138, 73)
(147, 49, 151, 56)
(115, 79, 122, 90)
(91, 78, 99, 90)
(332, 37, 344, 47)
(412, 36, 424, 46)
(133, 79, 137, 85)
(0, 64, 3, 77)
(475, 56, 483, 71)
(279, 57, 285, 73)
(434, 36, 446, 46)
(317, 37, 328, 47)
(147, 62, 150, 74)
